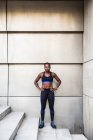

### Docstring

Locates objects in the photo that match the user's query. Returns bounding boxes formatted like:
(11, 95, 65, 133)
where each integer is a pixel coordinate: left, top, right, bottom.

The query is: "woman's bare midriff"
(42, 83, 53, 89)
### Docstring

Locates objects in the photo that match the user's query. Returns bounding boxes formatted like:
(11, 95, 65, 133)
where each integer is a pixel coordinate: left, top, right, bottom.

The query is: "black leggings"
(40, 89, 55, 122)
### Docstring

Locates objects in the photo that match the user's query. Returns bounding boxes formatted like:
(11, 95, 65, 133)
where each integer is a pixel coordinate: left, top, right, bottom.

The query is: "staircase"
(0, 106, 88, 140)
(0, 106, 24, 140)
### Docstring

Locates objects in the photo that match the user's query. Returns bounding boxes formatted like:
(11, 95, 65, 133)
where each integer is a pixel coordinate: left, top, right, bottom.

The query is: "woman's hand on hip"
(50, 87, 57, 92)
(40, 87, 44, 91)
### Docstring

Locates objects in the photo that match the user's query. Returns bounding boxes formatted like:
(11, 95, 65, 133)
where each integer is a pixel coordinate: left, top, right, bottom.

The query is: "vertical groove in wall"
(6, 0, 8, 62)
(6, 0, 9, 105)
(6, 0, 7, 31)
(83, 0, 86, 137)
(82, 64, 84, 133)
(88, 96, 90, 140)
(7, 32, 8, 63)
(83, 0, 84, 32)
(83, 0, 84, 64)
(7, 64, 9, 105)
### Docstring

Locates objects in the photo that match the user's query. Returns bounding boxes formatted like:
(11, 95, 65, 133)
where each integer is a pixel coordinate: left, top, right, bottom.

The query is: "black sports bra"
(42, 72, 53, 83)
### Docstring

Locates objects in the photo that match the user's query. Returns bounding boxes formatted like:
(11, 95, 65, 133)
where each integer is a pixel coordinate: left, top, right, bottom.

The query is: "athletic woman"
(34, 62, 61, 129)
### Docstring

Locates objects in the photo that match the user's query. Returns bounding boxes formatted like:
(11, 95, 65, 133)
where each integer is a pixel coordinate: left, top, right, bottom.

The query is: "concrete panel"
(9, 97, 83, 133)
(83, 95, 93, 140)
(83, 60, 93, 97)
(9, 64, 82, 97)
(8, 33, 83, 63)
(55, 97, 83, 134)
(89, 97, 93, 140)
(84, 0, 93, 62)
(0, 34, 7, 63)
(7, 1, 83, 31)
(0, 65, 8, 96)
(0, 0, 6, 31)
(83, 95, 90, 139)
(0, 97, 7, 106)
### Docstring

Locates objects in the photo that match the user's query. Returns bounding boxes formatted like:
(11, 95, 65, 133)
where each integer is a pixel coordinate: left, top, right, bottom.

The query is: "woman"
(34, 62, 61, 129)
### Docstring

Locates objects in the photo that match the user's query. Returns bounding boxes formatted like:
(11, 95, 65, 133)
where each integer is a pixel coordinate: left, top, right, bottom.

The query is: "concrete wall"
(83, 0, 93, 139)
(0, 0, 83, 133)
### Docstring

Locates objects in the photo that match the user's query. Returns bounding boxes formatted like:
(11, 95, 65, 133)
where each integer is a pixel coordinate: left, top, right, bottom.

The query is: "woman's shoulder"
(51, 71, 56, 77)
(40, 71, 45, 77)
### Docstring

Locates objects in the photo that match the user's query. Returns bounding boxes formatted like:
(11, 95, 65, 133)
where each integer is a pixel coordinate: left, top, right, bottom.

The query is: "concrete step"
(38, 123, 72, 140)
(14, 117, 39, 140)
(13, 120, 88, 140)
(56, 129, 72, 140)
(0, 106, 11, 120)
(0, 112, 25, 140)
(72, 134, 88, 140)
(38, 123, 57, 140)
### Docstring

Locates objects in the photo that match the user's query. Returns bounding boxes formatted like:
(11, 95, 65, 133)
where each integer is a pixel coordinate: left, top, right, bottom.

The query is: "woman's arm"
(51, 72, 61, 92)
(34, 73, 42, 91)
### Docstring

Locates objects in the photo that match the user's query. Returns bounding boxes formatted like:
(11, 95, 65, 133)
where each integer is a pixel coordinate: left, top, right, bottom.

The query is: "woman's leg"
(48, 90, 55, 122)
(48, 90, 56, 128)
(40, 90, 48, 121)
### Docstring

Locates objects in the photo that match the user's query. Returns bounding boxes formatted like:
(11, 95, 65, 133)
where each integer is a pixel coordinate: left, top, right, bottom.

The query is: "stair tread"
(38, 123, 72, 140)
(38, 123, 56, 140)
(0, 106, 10, 113)
(56, 128, 72, 140)
(15, 117, 39, 140)
(0, 106, 11, 120)
(0, 112, 25, 140)
(72, 134, 88, 140)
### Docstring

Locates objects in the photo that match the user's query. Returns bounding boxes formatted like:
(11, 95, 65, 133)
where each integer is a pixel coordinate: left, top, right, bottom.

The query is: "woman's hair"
(44, 62, 51, 67)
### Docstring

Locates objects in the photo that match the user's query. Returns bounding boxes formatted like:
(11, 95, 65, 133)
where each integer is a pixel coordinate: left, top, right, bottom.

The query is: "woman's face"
(44, 64, 51, 72)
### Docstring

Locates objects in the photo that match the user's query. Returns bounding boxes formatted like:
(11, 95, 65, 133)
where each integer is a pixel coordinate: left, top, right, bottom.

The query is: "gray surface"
(0, 106, 11, 120)
(38, 123, 72, 140)
(83, 95, 90, 139)
(84, 0, 93, 62)
(56, 129, 72, 140)
(0, 1, 6, 31)
(72, 134, 88, 140)
(37, 123, 87, 140)
(0, 112, 25, 140)
(83, 95, 93, 140)
(0, 34, 7, 63)
(0, 65, 8, 96)
(8, 33, 83, 63)
(7, 1, 83, 31)
(15, 117, 39, 140)
(83, 60, 93, 97)
(83, 0, 93, 139)
(0, 97, 7, 106)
